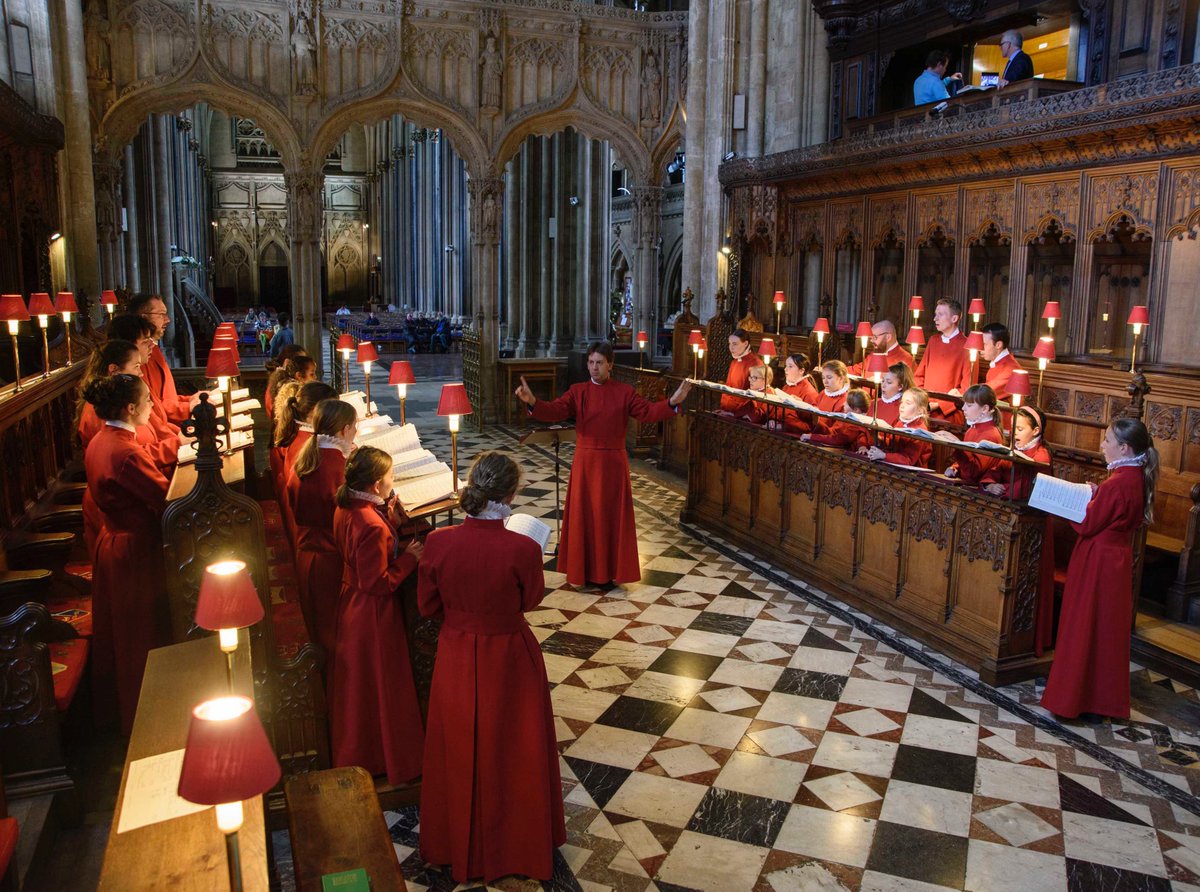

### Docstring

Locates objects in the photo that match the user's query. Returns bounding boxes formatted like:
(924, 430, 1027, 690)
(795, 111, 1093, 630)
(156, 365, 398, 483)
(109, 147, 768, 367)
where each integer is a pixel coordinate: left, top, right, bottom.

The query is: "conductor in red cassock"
(417, 451, 565, 883)
(515, 341, 691, 589)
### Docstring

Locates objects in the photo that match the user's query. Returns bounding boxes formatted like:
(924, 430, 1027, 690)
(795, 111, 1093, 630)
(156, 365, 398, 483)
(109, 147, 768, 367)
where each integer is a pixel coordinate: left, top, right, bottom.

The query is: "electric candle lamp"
(388, 360, 415, 426)
(100, 290, 118, 318)
(855, 321, 872, 362)
(865, 352, 890, 424)
(336, 334, 355, 393)
(759, 338, 776, 391)
(636, 330, 648, 370)
(968, 298, 986, 328)
(965, 330, 985, 384)
(698, 337, 707, 372)
(1042, 301, 1061, 333)
(205, 347, 239, 451)
(907, 324, 925, 360)
(212, 335, 241, 365)
(55, 292, 78, 367)
(1127, 305, 1149, 373)
(195, 560, 263, 688)
(27, 293, 55, 379)
(178, 696, 281, 892)
(773, 291, 785, 335)
(688, 329, 702, 378)
(357, 341, 379, 417)
(1006, 370, 1032, 448)
(908, 295, 925, 323)
(215, 322, 238, 338)
(0, 294, 29, 393)
(1032, 336, 1055, 404)
(437, 383, 472, 495)
(811, 317, 831, 367)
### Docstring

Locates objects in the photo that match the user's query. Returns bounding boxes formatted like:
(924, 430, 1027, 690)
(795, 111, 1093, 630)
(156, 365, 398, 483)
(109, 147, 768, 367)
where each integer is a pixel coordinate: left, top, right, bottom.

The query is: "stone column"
(632, 186, 663, 347)
(746, 0, 768, 157)
(286, 168, 325, 370)
(503, 157, 520, 349)
(468, 175, 503, 424)
(92, 157, 121, 289)
(153, 115, 177, 356)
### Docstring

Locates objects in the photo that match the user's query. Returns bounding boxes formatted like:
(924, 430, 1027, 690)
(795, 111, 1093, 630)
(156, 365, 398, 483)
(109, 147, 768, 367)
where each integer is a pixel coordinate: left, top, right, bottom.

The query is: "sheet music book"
(505, 513, 552, 552)
(357, 422, 420, 454)
(231, 387, 250, 401)
(176, 431, 252, 464)
(883, 461, 937, 473)
(975, 439, 1012, 452)
(1029, 473, 1093, 523)
(390, 450, 445, 480)
(395, 470, 463, 512)
(931, 430, 964, 443)
(231, 397, 261, 414)
(230, 414, 254, 432)
(341, 391, 379, 420)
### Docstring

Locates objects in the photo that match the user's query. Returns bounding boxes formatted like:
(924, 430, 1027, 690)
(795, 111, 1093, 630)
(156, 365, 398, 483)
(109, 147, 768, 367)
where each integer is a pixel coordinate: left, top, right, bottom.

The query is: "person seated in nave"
(863, 387, 934, 468)
(720, 328, 759, 414)
(288, 398, 357, 655)
(944, 383, 1006, 486)
(269, 312, 296, 358)
(913, 49, 963, 105)
(330, 446, 425, 786)
(265, 346, 313, 419)
(981, 322, 1023, 402)
(802, 388, 872, 452)
(871, 361, 914, 427)
(985, 404, 1052, 499)
(848, 320, 914, 375)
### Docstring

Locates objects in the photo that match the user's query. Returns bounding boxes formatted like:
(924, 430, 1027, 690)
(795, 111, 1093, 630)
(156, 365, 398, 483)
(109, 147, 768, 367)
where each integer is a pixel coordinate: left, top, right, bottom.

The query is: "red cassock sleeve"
(354, 520, 417, 598)
(809, 421, 869, 451)
(879, 432, 933, 467)
(953, 435, 1005, 484)
(626, 389, 677, 424)
(1071, 475, 1139, 537)
(138, 424, 179, 473)
(528, 388, 579, 424)
(118, 446, 171, 515)
(516, 538, 548, 611)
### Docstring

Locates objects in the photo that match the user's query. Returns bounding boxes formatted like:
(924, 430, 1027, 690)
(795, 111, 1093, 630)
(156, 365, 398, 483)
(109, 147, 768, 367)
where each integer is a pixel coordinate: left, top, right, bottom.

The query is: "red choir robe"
(949, 420, 1005, 485)
(811, 386, 850, 436)
(808, 419, 871, 452)
(84, 424, 170, 734)
(142, 344, 192, 424)
(780, 378, 820, 435)
(417, 517, 565, 883)
(914, 330, 971, 419)
(529, 378, 677, 586)
(871, 393, 903, 428)
(275, 426, 310, 546)
(287, 442, 347, 653)
(876, 417, 934, 467)
(1041, 466, 1145, 718)
(848, 341, 915, 376)
(985, 351, 1023, 402)
(720, 349, 759, 413)
(741, 388, 775, 425)
(330, 497, 424, 784)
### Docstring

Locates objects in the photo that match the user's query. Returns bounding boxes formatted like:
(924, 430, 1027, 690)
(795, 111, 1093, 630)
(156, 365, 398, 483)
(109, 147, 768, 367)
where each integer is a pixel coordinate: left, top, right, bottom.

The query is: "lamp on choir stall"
(100, 290, 118, 318)
(27, 293, 55, 380)
(811, 317, 830, 367)
(178, 696, 280, 892)
(213, 334, 242, 367)
(965, 330, 985, 384)
(1006, 370, 1032, 449)
(388, 360, 415, 425)
(0, 294, 29, 394)
(215, 322, 238, 338)
(336, 334, 355, 394)
(760, 338, 776, 390)
(357, 341, 379, 417)
(855, 321, 872, 363)
(195, 560, 263, 689)
(698, 337, 708, 376)
(1032, 336, 1055, 404)
(636, 330, 648, 370)
(907, 324, 925, 360)
(437, 383, 472, 496)
(866, 352, 890, 425)
(1127, 305, 1149, 373)
(55, 292, 78, 367)
(1042, 301, 1061, 334)
(908, 295, 925, 324)
(773, 291, 785, 335)
(968, 298, 986, 329)
(688, 329, 703, 379)
(206, 347, 239, 453)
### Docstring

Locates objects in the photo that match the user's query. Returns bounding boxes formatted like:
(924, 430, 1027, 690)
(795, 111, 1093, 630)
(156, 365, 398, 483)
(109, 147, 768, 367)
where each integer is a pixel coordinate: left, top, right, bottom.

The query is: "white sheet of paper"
(505, 513, 552, 552)
(1029, 473, 1093, 523)
(395, 470, 464, 512)
(116, 748, 209, 834)
(357, 422, 420, 454)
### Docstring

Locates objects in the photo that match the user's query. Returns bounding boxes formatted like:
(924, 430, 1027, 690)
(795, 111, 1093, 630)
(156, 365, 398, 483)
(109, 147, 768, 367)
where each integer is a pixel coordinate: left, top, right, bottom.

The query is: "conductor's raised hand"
(668, 379, 693, 407)
(515, 375, 536, 406)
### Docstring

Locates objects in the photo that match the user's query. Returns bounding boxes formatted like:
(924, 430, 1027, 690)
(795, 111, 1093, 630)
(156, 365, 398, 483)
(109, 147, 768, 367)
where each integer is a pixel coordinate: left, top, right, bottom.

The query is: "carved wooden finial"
(180, 392, 228, 471)
(1123, 372, 1151, 420)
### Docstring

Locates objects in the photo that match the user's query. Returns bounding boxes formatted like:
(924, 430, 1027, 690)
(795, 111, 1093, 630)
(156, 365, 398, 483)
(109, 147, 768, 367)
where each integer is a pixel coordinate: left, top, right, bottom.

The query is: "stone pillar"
(632, 186, 663, 347)
(503, 157, 520, 349)
(286, 169, 325, 370)
(153, 115, 177, 356)
(92, 157, 121, 290)
(746, 0, 768, 157)
(468, 175, 503, 424)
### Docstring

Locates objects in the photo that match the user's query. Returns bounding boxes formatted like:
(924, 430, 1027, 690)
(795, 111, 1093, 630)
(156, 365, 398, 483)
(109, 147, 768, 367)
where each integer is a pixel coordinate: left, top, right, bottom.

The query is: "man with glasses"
(999, 30, 1033, 87)
(126, 294, 205, 423)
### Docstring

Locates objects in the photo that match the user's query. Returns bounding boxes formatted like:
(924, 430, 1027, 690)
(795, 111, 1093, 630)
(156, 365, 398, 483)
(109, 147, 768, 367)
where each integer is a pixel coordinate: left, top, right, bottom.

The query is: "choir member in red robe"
(82, 374, 170, 734)
(287, 398, 356, 653)
(810, 360, 851, 436)
(739, 364, 774, 424)
(914, 298, 971, 422)
(1041, 419, 1157, 719)
(848, 320, 915, 375)
(126, 295, 197, 424)
(803, 388, 872, 451)
(265, 349, 314, 421)
(944, 384, 1005, 485)
(107, 313, 183, 442)
(516, 341, 691, 588)
(720, 329, 759, 414)
(417, 452, 566, 883)
(865, 388, 934, 468)
(282, 382, 338, 479)
(870, 362, 914, 428)
(331, 446, 425, 784)
(981, 322, 1024, 402)
(776, 353, 820, 436)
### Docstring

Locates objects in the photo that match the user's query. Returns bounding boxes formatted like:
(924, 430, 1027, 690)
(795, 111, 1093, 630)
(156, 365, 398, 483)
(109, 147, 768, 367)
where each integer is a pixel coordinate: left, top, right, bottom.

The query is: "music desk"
(498, 358, 566, 425)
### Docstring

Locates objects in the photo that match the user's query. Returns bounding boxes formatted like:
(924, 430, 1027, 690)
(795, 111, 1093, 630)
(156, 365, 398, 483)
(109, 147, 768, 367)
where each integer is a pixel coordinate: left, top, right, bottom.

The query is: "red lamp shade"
(54, 292, 78, 314)
(1041, 301, 1061, 321)
(907, 325, 926, 346)
(177, 696, 281, 806)
(100, 290, 119, 308)
(1127, 305, 1150, 326)
(811, 317, 831, 335)
(388, 361, 416, 386)
(212, 336, 241, 364)
(357, 341, 379, 364)
(865, 352, 890, 376)
(773, 290, 786, 307)
(436, 382, 472, 416)
(27, 293, 54, 317)
(700, 337, 708, 351)
(1032, 336, 1056, 361)
(636, 330, 649, 344)
(908, 295, 925, 312)
(964, 331, 986, 352)
(195, 560, 263, 631)
(687, 329, 703, 346)
(855, 321, 873, 340)
(205, 347, 239, 379)
(759, 338, 777, 358)
(1007, 369, 1032, 398)
(215, 322, 238, 339)
(336, 334, 355, 353)
(968, 298, 986, 317)
(0, 294, 29, 322)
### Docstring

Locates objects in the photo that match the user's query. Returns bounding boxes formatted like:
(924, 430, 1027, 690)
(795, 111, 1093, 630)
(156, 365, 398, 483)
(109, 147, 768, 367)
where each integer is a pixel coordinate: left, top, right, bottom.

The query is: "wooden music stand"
(519, 425, 576, 550)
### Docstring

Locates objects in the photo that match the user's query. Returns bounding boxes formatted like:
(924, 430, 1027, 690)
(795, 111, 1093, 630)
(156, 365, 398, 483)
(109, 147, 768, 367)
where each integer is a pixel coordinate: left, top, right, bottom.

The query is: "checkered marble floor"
(288, 368, 1200, 891)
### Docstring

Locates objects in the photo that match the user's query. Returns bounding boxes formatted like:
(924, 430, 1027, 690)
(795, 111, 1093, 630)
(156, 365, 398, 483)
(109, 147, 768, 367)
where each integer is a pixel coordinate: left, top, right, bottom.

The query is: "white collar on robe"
(105, 420, 136, 433)
(317, 435, 354, 456)
(898, 414, 925, 427)
(824, 384, 849, 398)
(1107, 453, 1146, 470)
(989, 349, 1011, 368)
(473, 500, 513, 520)
(298, 422, 314, 433)
(880, 391, 902, 404)
(939, 328, 961, 344)
(347, 488, 385, 505)
(1015, 436, 1042, 453)
(965, 415, 994, 427)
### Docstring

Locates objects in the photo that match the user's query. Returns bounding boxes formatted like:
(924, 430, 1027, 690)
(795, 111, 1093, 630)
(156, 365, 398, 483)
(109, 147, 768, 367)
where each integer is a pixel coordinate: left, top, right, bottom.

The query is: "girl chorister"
(264, 346, 312, 420)
(1041, 419, 1158, 719)
(985, 405, 1052, 500)
(944, 383, 1005, 485)
(810, 360, 851, 436)
(778, 353, 820, 435)
(864, 388, 934, 469)
(281, 382, 339, 479)
(802, 388, 872, 451)
(871, 362, 914, 428)
(743, 364, 774, 424)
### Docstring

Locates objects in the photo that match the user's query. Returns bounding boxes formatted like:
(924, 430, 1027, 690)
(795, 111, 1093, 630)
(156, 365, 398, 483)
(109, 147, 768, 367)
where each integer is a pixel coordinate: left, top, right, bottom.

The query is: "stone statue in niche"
(640, 50, 661, 126)
(292, 0, 318, 96)
(479, 33, 502, 114)
(85, 0, 111, 83)
(481, 190, 498, 240)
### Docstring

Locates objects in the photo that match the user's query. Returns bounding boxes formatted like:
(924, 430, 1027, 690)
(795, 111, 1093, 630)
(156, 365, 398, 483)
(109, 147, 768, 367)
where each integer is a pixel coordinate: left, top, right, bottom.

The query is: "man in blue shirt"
(913, 50, 963, 105)
(268, 312, 295, 357)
